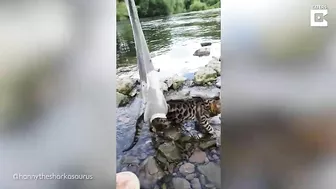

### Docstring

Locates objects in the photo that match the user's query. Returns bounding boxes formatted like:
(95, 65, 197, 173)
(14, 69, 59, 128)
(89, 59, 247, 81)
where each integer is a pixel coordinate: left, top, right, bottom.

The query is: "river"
(116, 8, 221, 75)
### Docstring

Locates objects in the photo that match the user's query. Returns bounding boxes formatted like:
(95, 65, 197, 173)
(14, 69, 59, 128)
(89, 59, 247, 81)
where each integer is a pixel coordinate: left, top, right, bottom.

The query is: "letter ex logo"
(311, 5, 328, 27)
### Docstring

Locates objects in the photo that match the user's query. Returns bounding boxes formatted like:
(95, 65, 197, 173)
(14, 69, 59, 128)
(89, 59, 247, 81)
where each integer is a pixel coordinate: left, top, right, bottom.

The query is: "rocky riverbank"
(116, 55, 221, 107)
(116, 45, 221, 189)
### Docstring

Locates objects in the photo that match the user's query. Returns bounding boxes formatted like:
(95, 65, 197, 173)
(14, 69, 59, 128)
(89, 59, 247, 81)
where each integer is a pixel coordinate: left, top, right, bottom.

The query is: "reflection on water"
(117, 9, 220, 67)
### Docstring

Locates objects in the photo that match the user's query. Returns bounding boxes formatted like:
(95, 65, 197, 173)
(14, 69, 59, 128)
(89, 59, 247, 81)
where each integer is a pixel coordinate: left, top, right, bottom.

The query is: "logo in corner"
(310, 5, 328, 27)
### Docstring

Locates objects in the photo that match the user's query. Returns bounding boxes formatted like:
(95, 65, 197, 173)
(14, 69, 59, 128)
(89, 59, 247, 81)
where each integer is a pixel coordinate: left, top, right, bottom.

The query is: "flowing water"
(117, 9, 221, 77)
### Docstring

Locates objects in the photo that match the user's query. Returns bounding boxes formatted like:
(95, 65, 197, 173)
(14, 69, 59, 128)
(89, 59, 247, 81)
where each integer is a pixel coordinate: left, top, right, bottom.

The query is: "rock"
(205, 183, 216, 189)
(191, 178, 202, 189)
(165, 77, 174, 88)
(197, 162, 221, 188)
(189, 149, 207, 164)
(139, 153, 147, 160)
(165, 75, 187, 90)
(194, 67, 217, 85)
(121, 156, 140, 165)
(160, 82, 168, 92)
(201, 42, 212, 47)
(199, 174, 207, 185)
(193, 47, 211, 57)
(172, 75, 186, 90)
(117, 65, 137, 74)
(158, 141, 182, 162)
(206, 59, 221, 75)
(129, 87, 138, 97)
(116, 92, 130, 107)
(210, 115, 221, 125)
(215, 77, 221, 88)
(172, 177, 191, 189)
(179, 163, 195, 176)
(144, 156, 160, 175)
(138, 156, 165, 189)
(126, 165, 139, 174)
(185, 174, 195, 181)
(199, 139, 217, 150)
(117, 77, 136, 95)
(204, 157, 209, 164)
(164, 128, 182, 141)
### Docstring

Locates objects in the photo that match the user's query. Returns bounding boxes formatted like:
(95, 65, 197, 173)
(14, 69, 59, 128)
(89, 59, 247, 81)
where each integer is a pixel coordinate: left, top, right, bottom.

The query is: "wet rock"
(189, 149, 207, 164)
(116, 92, 130, 107)
(215, 77, 221, 88)
(121, 156, 140, 165)
(158, 142, 182, 162)
(139, 153, 147, 160)
(117, 65, 137, 74)
(117, 77, 136, 95)
(164, 128, 182, 141)
(212, 154, 219, 160)
(204, 157, 210, 164)
(211, 149, 217, 155)
(129, 87, 138, 97)
(206, 59, 221, 76)
(165, 75, 187, 90)
(197, 162, 221, 188)
(191, 178, 202, 189)
(172, 75, 187, 90)
(194, 67, 217, 85)
(205, 183, 216, 189)
(210, 116, 221, 125)
(185, 173, 195, 181)
(138, 156, 165, 189)
(179, 163, 195, 176)
(199, 138, 217, 150)
(126, 165, 139, 174)
(118, 115, 130, 123)
(160, 82, 168, 92)
(172, 177, 191, 189)
(199, 174, 207, 185)
(201, 42, 212, 47)
(193, 47, 211, 57)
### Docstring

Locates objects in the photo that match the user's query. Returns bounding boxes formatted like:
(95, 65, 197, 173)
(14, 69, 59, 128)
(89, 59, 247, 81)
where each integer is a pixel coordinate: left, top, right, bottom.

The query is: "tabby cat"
(123, 96, 221, 152)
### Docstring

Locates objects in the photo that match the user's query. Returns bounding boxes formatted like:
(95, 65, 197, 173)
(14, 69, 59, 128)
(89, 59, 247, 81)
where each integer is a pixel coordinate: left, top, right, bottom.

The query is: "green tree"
(116, 0, 220, 21)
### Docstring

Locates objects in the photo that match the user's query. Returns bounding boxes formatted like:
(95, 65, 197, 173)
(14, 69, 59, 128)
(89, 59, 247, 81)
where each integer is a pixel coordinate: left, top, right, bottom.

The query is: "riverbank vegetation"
(117, 0, 220, 21)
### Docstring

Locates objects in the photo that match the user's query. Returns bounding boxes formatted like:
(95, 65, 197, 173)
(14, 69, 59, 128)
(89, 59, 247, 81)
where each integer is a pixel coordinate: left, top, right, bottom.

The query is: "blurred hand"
(116, 172, 140, 189)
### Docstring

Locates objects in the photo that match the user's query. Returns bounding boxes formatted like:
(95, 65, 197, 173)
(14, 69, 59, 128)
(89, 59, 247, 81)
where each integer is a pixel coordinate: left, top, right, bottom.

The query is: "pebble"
(191, 178, 202, 189)
(212, 154, 219, 160)
(172, 177, 191, 189)
(139, 152, 147, 160)
(204, 157, 210, 164)
(179, 163, 195, 176)
(185, 173, 195, 181)
(197, 162, 221, 188)
(211, 149, 217, 155)
(189, 149, 207, 164)
(199, 175, 207, 185)
(205, 183, 216, 189)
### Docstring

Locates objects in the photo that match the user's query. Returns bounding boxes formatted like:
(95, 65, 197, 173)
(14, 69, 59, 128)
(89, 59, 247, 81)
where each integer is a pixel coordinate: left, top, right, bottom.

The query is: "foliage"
(189, 0, 207, 11)
(117, 1, 129, 21)
(117, 0, 220, 21)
